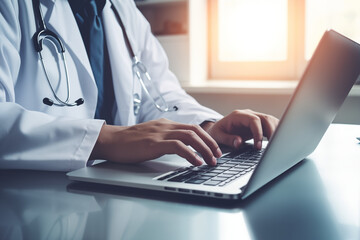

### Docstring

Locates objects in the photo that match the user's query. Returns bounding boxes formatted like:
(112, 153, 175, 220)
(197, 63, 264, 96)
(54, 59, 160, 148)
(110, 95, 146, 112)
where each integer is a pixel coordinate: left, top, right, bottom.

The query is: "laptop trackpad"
(71, 154, 191, 182)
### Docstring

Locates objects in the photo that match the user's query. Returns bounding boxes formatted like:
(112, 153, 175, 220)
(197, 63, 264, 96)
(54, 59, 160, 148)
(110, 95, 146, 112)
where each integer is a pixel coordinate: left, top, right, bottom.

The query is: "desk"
(0, 124, 359, 240)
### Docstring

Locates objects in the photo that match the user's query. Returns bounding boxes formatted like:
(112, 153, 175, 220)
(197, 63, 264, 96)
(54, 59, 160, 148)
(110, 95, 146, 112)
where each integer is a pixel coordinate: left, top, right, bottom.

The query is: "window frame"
(208, 0, 306, 80)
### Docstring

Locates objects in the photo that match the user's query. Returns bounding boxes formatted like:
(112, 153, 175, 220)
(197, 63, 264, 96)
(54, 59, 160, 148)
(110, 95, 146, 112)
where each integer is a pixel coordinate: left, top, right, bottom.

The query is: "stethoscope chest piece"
(133, 93, 141, 116)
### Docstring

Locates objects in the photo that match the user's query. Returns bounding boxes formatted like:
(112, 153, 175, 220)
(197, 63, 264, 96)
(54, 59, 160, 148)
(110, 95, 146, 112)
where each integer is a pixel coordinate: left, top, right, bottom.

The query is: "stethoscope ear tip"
(43, 97, 54, 106)
(43, 97, 84, 107)
(75, 98, 85, 106)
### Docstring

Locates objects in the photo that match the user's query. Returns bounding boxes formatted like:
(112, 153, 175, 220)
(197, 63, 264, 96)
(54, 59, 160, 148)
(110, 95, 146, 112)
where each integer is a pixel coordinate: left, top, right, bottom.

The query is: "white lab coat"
(0, 0, 222, 171)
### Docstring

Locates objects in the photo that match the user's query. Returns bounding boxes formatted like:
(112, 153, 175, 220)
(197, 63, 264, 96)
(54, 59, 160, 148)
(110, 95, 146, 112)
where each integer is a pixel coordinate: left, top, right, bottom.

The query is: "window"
(305, 0, 360, 60)
(209, 0, 360, 80)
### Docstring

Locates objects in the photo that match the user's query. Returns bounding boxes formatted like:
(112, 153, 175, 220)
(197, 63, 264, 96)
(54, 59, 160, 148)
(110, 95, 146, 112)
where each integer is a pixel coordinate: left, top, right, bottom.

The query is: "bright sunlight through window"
(305, 0, 360, 60)
(211, 0, 360, 79)
(218, 0, 288, 62)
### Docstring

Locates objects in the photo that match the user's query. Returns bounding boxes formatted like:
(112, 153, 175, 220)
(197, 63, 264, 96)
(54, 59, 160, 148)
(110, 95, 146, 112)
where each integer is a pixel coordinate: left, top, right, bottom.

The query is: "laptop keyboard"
(157, 146, 264, 187)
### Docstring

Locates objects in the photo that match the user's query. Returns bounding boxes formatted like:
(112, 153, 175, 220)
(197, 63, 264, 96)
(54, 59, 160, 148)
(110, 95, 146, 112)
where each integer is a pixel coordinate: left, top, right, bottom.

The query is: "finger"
(165, 129, 217, 166)
(174, 123, 222, 158)
(254, 112, 279, 139)
(162, 140, 204, 166)
(212, 130, 243, 149)
(248, 116, 264, 149)
(229, 112, 264, 149)
(265, 117, 279, 139)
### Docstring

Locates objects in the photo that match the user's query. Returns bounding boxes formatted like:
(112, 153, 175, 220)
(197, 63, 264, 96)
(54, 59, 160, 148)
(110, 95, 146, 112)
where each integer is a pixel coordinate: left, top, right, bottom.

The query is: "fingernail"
(216, 147, 222, 157)
(212, 156, 217, 166)
(256, 141, 262, 149)
(233, 138, 241, 148)
(195, 154, 203, 165)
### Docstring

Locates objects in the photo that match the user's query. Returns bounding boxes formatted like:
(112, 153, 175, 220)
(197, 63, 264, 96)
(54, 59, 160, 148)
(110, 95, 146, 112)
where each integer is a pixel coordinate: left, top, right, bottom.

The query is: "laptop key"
(204, 180, 222, 186)
(157, 171, 180, 181)
(185, 179, 207, 184)
(191, 166, 207, 172)
(218, 182, 227, 187)
(216, 159, 229, 164)
(192, 176, 212, 181)
(201, 172, 218, 177)
(232, 165, 249, 170)
(234, 161, 254, 166)
(208, 169, 225, 174)
(221, 163, 237, 168)
(213, 166, 231, 171)
(167, 171, 199, 182)
(217, 173, 232, 178)
(221, 152, 241, 159)
(223, 170, 238, 175)
(198, 165, 213, 170)
(211, 176, 229, 182)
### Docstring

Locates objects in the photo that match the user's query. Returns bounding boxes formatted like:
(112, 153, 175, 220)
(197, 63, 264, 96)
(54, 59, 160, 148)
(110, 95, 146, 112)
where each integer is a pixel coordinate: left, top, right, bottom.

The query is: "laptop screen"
(242, 30, 360, 198)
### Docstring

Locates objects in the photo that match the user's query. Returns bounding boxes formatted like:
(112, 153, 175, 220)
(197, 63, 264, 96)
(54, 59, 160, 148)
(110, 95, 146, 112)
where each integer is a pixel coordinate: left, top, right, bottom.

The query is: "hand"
(202, 109, 279, 150)
(90, 118, 222, 166)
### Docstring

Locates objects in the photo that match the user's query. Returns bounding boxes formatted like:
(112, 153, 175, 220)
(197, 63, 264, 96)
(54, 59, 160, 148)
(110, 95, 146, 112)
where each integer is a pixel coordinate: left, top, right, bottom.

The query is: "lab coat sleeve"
(0, 1, 104, 171)
(128, 1, 223, 125)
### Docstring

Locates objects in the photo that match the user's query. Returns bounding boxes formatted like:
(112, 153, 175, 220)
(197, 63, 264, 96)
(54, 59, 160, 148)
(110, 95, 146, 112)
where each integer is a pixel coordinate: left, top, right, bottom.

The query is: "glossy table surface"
(1, 124, 359, 240)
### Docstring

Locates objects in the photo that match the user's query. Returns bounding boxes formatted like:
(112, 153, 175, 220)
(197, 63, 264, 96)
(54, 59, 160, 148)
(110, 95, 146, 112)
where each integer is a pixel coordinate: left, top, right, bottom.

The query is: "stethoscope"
(32, 0, 84, 107)
(32, 0, 177, 113)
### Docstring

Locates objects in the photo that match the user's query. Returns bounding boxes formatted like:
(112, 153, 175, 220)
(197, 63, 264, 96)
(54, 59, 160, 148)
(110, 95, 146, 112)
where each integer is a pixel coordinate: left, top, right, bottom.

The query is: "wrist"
(200, 121, 215, 133)
(89, 124, 115, 160)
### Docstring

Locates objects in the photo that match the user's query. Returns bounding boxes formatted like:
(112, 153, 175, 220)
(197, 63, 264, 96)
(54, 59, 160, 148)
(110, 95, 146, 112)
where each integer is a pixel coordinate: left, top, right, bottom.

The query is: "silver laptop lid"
(242, 30, 360, 199)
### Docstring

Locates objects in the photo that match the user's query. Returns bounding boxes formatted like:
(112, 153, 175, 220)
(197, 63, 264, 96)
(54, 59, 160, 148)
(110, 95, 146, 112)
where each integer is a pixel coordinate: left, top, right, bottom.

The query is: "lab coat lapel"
(42, 0, 96, 90)
(102, 1, 136, 125)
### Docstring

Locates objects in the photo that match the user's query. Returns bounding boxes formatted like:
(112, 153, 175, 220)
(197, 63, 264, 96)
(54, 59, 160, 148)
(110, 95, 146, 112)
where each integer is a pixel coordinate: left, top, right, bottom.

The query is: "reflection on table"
(0, 124, 359, 240)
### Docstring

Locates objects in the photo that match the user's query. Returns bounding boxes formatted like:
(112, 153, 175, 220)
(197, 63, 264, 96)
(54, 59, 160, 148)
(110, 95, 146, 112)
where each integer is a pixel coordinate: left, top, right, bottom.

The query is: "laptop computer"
(67, 30, 360, 200)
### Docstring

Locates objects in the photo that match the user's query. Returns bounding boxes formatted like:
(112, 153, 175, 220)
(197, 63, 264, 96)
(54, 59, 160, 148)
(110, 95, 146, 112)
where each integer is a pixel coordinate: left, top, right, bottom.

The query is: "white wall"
(188, 92, 360, 124)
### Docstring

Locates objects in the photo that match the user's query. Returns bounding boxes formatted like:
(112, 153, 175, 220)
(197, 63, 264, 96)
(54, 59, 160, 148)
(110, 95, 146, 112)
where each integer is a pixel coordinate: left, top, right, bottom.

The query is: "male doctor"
(0, 0, 278, 171)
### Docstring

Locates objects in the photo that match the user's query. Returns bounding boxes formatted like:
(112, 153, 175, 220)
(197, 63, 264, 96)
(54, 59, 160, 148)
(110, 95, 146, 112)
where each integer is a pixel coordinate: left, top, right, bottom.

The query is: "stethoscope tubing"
(33, 0, 84, 107)
(33, 0, 175, 111)
(110, 1, 176, 113)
